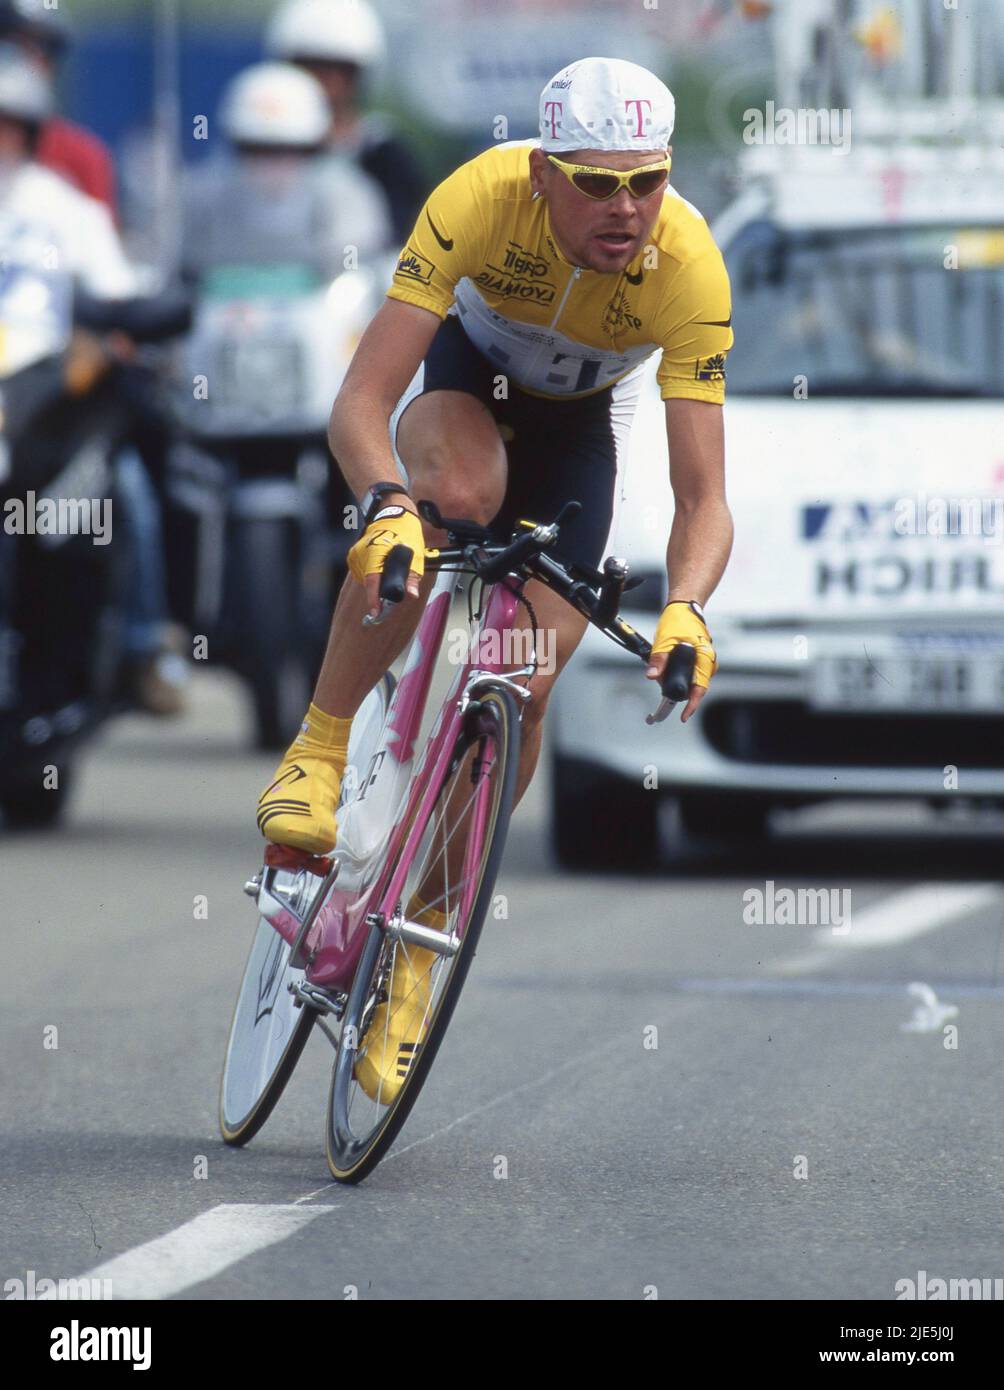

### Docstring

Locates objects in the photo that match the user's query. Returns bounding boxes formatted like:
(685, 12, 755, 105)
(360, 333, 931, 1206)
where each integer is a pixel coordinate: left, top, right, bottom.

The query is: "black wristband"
(362, 482, 413, 529)
(666, 599, 706, 618)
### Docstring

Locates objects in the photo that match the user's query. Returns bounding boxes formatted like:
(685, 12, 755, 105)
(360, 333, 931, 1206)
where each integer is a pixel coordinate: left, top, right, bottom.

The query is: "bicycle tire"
(325, 684, 521, 1183)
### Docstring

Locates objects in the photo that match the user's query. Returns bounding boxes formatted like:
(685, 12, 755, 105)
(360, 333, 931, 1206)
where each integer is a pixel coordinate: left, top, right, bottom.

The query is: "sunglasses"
(546, 153, 671, 201)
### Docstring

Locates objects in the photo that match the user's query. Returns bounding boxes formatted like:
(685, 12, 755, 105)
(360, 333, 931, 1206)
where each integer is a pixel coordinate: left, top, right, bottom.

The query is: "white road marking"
(43, 1203, 335, 1301)
(776, 882, 1001, 976)
(901, 981, 959, 1032)
(674, 977, 1003, 1000)
(384, 1029, 635, 1165)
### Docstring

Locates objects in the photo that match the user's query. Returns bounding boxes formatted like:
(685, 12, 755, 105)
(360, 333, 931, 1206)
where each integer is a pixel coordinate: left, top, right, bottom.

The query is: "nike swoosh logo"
(625, 269, 643, 285)
(696, 315, 732, 327)
(426, 211, 453, 252)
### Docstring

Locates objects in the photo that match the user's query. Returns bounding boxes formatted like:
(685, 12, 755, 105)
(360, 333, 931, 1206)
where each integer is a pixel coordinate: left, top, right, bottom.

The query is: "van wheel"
(678, 793, 770, 840)
(550, 754, 660, 871)
(1, 770, 73, 829)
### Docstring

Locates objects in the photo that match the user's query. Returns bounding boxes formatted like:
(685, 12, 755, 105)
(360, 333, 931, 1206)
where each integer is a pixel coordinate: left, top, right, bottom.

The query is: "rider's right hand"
(347, 504, 426, 617)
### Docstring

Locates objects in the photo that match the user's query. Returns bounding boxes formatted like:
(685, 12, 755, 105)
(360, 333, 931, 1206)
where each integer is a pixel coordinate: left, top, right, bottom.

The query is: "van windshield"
(723, 222, 1004, 397)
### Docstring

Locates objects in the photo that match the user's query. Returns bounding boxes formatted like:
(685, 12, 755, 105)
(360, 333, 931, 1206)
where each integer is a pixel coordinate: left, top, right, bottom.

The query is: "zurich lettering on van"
(801, 502, 1004, 598)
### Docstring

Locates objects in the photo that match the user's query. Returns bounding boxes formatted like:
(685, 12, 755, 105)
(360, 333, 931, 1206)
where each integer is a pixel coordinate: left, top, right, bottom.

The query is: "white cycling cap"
(220, 62, 331, 148)
(539, 56, 674, 153)
(265, 0, 386, 70)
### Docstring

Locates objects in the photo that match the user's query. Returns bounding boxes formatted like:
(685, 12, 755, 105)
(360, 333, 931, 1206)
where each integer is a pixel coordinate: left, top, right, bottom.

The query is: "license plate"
(810, 654, 1004, 712)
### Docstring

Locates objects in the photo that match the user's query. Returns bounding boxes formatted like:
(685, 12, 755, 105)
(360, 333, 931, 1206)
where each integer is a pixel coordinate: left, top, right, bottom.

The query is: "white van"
(550, 142, 1004, 866)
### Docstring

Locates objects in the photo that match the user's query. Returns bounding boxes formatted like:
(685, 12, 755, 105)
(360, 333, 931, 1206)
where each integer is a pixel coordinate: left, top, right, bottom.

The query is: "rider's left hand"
(645, 599, 717, 723)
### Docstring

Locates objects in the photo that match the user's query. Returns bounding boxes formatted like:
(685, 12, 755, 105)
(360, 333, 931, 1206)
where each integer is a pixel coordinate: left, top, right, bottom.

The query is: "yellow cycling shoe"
(355, 895, 449, 1105)
(256, 703, 352, 855)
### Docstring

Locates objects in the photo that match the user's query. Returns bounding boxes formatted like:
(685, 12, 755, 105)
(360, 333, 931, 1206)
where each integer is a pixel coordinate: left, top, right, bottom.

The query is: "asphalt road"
(3, 670, 1004, 1301)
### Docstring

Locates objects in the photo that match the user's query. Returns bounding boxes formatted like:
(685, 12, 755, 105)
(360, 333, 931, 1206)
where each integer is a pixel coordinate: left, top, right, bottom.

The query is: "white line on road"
(384, 1029, 635, 1165)
(777, 881, 1002, 976)
(42, 1203, 335, 1301)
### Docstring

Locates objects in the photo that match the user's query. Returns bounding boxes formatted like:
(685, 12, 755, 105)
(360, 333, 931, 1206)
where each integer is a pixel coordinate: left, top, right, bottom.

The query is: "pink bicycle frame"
(277, 567, 525, 991)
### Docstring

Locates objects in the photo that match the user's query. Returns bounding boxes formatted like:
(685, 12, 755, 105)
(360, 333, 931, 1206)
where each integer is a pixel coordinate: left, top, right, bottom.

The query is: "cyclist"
(258, 56, 734, 1100)
(264, 0, 425, 244)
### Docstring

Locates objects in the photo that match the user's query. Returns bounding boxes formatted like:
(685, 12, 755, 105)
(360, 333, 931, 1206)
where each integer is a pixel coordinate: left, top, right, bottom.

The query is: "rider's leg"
(312, 389, 507, 719)
(410, 575, 590, 918)
(507, 576, 591, 808)
(258, 390, 507, 855)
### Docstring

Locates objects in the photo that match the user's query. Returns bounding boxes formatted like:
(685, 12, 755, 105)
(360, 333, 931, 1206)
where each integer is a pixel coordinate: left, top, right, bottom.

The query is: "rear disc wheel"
(219, 673, 396, 1144)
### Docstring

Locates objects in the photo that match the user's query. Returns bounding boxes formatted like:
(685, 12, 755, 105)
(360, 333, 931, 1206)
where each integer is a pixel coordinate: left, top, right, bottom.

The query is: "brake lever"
(645, 696, 674, 726)
(361, 543, 413, 628)
(362, 600, 395, 628)
(645, 642, 696, 724)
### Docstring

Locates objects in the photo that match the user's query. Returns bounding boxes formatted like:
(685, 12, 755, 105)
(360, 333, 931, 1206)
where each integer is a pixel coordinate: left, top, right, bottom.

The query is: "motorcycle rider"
(264, 0, 425, 244)
(181, 61, 392, 281)
(0, 45, 187, 718)
(0, 0, 116, 215)
(0, 11, 185, 713)
(0, 48, 131, 299)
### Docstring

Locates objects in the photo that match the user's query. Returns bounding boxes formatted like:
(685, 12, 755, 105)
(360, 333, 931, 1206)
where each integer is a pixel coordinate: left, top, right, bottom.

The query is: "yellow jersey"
(387, 140, 733, 404)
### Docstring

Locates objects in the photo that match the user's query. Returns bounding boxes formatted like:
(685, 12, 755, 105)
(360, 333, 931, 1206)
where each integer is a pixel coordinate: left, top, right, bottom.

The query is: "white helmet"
(265, 0, 386, 70)
(219, 62, 331, 148)
(0, 40, 52, 124)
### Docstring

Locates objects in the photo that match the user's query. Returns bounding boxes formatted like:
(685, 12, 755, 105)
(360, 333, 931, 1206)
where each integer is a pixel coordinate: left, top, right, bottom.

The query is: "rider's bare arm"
(328, 297, 442, 514)
(646, 398, 733, 722)
(663, 397, 732, 606)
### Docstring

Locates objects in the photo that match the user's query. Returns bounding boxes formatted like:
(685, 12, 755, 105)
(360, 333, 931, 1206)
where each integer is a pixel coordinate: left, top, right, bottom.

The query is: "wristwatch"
(666, 599, 707, 624)
(361, 481, 413, 528)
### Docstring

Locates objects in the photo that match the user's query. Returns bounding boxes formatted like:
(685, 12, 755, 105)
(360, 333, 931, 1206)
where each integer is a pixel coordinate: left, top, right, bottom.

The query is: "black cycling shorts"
(391, 314, 643, 572)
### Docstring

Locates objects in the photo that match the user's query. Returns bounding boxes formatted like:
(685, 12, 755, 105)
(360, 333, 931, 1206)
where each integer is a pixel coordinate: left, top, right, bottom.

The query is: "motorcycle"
(0, 259, 189, 829)
(165, 260, 385, 749)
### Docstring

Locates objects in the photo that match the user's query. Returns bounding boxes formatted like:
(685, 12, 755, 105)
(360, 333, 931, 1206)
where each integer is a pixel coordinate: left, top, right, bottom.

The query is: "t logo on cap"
(543, 99, 563, 141)
(625, 98, 653, 137)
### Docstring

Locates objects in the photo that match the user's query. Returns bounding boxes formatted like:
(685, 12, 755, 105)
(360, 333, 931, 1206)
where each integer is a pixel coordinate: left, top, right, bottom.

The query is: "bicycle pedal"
(263, 844, 333, 877)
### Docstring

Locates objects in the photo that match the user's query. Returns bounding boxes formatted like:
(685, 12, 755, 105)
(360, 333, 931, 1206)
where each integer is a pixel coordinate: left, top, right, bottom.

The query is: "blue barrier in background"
(64, 25, 261, 161)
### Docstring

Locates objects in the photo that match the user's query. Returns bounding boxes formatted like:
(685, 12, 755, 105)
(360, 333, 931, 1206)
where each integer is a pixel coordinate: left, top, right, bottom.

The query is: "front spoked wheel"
(326, 686, 521, 1183)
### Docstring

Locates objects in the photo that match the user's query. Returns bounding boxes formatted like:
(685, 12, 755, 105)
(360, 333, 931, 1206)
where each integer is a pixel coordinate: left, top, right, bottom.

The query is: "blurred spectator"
(181, 61, 391, 281)
(0, 0, 116, 216)
(0, 43, 185, 716)
(264, 0, 426, 243)
(0, 44, 130, 296)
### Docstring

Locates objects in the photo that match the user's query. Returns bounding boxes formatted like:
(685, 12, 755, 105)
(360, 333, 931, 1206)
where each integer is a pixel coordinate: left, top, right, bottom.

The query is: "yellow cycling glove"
(650, 600, 718, 689)
(347, 504, 427, 587)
